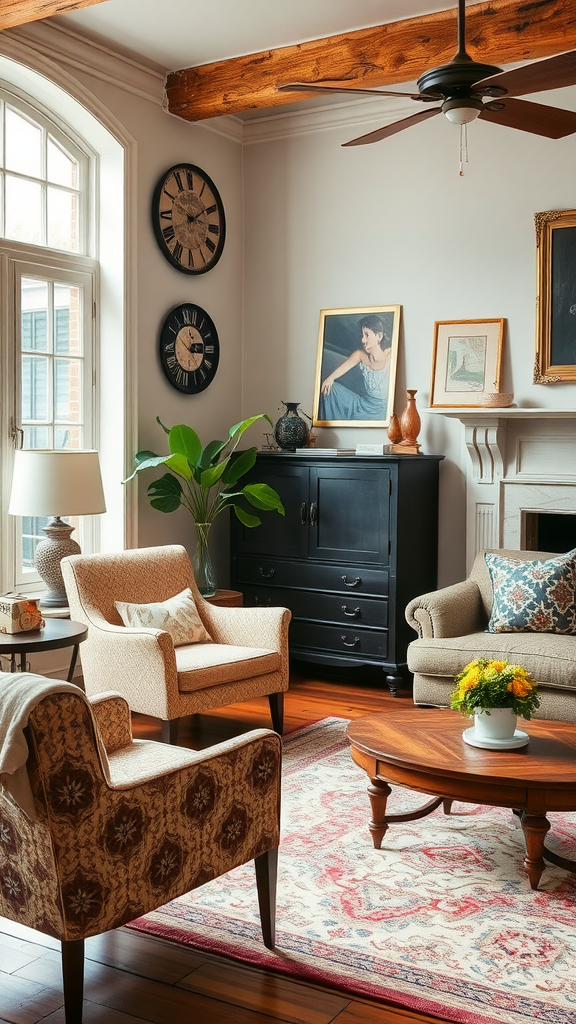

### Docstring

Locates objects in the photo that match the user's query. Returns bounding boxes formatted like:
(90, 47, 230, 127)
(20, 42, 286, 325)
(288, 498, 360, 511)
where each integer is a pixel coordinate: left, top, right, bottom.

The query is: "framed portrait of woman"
(312, 305, 401, 428)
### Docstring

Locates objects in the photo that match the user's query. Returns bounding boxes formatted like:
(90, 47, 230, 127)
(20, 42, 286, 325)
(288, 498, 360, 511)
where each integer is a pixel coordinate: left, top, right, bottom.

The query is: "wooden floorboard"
(0, 668, 451, 1024)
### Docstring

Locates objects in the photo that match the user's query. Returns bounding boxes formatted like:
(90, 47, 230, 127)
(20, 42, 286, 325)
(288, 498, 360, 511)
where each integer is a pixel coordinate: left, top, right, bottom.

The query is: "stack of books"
(294, 447, 356, 456)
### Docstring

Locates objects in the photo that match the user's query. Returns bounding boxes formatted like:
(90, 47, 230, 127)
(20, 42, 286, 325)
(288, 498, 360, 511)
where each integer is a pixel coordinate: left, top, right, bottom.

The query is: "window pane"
(5, 108, 42, 177)
(55, 357, 82, 422)
(54, 284, 81, 354)
(23, 425, 50, 448)
(54, 425, 82, 449)
(22, 355, 49, 421)
(5, 176, 42, 245)
(22, 279, 49, 351)
(47, 137, 78, 188)
(47, 187, 78, 252)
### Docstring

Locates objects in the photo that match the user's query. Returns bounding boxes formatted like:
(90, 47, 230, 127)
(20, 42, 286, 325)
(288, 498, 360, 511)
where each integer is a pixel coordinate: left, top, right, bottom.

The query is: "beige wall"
(242, 95, 576, 584)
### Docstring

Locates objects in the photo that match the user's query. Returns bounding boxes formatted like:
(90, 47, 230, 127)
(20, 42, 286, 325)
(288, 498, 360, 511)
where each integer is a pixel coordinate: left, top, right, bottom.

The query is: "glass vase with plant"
(124, 414, 284, 595)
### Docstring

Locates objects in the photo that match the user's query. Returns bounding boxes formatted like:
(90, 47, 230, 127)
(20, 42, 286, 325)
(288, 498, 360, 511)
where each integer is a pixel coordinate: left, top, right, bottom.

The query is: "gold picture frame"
(429, 319, 505, 408)
(534, 209, 576, 383)
(312, 305, 401, 428)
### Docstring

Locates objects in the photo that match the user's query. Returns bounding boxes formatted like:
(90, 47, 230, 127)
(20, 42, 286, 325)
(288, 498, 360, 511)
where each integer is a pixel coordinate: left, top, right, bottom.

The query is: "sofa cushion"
(407, 632, 576, 691)
(176, 644, 280, 692)
(485, 549, 576, 634)
(115, 587, 212, 646)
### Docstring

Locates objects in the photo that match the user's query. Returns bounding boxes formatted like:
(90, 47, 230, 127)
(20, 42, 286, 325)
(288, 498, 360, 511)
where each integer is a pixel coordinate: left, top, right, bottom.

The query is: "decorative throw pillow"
(485, 549, 576, 634)
(115, 588, 212, 646)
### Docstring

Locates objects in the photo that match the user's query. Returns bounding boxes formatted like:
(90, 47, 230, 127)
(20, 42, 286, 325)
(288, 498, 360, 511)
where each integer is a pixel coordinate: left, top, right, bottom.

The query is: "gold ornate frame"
(535, 209, 576, 383)
(429, 319, 505, 408)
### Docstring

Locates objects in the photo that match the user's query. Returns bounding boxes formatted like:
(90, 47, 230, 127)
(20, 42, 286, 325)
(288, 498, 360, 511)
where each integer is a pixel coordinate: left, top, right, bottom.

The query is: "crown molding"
(241, 95, 415, 145)
(3, 21, 164, 105)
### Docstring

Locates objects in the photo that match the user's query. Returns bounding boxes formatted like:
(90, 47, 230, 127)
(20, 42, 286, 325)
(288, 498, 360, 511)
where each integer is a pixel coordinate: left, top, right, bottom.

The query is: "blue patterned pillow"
(485, 549, 576, 634)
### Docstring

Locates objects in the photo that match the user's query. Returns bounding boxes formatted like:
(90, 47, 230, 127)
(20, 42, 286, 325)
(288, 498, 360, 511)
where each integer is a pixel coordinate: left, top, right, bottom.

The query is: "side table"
(205, 589, 243, 608)
(0, 619, 88, 681)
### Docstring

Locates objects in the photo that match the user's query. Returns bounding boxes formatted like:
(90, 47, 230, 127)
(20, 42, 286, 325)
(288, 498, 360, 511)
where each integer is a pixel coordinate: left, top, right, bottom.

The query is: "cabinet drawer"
(235, 556, 388, 597)
(290, 621, 388, 659)
(242, 585, 387, 628)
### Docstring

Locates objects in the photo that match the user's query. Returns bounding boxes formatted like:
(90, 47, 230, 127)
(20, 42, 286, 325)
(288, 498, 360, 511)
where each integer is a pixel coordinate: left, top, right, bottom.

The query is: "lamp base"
(35, 517, 81, 606)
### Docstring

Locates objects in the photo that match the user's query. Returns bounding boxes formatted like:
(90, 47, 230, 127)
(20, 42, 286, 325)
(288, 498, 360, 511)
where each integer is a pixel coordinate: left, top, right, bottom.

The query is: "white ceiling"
(53, 0, 456, 73)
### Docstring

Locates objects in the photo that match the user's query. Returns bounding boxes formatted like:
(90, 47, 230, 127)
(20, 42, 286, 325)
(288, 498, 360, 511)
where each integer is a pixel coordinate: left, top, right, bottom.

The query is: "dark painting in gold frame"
(534, 209, 576, 383)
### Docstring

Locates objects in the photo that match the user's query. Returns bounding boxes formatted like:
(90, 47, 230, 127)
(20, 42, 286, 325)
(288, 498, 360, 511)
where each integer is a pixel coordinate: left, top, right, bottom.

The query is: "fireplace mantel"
(426, 408, 576, 567)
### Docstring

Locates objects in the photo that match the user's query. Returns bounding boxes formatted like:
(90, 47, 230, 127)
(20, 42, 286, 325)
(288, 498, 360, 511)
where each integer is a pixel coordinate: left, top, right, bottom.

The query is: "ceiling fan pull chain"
(459, 122, 469, 176)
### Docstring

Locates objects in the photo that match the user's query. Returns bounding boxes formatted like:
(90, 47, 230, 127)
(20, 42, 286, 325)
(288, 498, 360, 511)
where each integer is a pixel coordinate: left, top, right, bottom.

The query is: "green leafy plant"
(450, 659, 540, 720)
(124, 413, 285, 528)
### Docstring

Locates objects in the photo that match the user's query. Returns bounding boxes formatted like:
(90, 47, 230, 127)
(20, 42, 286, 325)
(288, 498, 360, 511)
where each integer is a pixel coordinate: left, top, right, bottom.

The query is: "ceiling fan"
(279, 0, 576, 147)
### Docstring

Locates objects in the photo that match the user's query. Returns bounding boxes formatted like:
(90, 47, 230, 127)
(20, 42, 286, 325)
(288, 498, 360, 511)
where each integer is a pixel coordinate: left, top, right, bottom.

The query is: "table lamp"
(9, 449, 106, 607)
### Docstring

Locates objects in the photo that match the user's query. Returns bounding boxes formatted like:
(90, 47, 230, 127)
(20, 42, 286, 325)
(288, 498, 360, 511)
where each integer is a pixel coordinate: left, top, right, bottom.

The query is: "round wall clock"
(159, 303, 220, 394)
(151, 163, 226, 275)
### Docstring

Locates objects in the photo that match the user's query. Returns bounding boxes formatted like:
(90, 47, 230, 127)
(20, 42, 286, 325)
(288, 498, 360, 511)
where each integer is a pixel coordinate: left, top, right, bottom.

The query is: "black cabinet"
(230, 453, 442, 693)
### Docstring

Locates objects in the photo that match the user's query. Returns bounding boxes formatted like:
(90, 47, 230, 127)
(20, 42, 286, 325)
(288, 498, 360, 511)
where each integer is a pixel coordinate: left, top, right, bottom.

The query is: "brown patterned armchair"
(0, 673, 281, 1023)
(61, 545, 291, 740)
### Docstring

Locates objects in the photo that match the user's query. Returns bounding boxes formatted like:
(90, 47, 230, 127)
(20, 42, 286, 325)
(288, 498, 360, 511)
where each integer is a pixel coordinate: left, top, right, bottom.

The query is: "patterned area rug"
(128, 717, 576, 1024)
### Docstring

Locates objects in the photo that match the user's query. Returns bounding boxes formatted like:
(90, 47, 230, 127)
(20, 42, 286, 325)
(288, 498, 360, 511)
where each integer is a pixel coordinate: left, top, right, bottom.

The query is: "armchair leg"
(61, 938, 84, 1024)
(161, 718, 180, 744)
(255, 847, 278, 950)
(268, 692, 284, 735)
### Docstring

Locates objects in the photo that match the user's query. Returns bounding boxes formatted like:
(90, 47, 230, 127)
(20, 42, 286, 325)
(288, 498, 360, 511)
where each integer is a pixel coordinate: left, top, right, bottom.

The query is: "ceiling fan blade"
(475, 50, 576, 98)
(479, 97, 576, 138)
(278, 82, 429, 101)
(342, 107, 442, 147)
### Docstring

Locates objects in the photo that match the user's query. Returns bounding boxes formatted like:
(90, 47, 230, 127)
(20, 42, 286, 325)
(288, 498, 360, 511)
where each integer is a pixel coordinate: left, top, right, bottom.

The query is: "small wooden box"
(0, 596, 44, 634)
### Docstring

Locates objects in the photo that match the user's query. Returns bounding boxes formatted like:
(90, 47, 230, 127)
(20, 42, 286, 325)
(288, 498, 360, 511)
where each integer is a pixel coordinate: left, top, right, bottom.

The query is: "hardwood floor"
(0, 665, 452, 1024)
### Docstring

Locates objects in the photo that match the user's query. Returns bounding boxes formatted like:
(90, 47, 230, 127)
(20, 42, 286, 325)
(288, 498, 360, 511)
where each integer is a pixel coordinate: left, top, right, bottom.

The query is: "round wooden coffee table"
(347, 707, 576, 890)
(0, 619, 88, 680)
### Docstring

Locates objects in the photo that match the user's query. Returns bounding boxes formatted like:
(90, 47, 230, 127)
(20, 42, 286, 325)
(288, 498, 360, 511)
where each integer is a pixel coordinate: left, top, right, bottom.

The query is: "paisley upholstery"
(61, 545, 291, 735)
(0, 676, 280, 1019)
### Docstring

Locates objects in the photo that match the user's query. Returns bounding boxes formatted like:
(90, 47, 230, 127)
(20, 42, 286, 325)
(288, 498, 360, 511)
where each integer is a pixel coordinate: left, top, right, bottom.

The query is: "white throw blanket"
(0, 672, 84, 818)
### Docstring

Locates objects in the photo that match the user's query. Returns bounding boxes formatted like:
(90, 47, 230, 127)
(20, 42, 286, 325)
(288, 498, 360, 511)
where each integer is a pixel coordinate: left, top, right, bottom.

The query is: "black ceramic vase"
(274, 402, 309, 451)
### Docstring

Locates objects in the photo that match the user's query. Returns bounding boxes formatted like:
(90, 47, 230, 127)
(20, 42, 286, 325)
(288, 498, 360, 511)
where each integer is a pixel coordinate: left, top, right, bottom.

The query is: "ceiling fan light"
(443, 97, 483, 124)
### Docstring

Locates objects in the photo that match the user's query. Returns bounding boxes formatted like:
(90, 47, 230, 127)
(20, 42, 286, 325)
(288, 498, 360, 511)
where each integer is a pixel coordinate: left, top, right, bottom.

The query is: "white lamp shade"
(9, 449, 106, 517)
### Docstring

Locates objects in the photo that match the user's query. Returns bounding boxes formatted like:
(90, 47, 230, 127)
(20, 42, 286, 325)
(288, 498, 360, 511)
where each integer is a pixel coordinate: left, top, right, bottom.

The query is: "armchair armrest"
(199, 603, 291, 653)
(405, 579, 486, 639)
(89, 692, 133, 752)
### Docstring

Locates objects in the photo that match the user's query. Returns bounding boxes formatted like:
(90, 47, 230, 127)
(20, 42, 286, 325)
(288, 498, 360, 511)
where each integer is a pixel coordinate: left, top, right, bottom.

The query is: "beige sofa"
(405, 549, 576, 723)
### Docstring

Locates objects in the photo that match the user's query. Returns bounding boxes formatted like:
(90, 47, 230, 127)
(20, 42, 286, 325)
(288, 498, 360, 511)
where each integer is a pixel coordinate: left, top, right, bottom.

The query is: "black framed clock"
(151, 163, 226, 275)
(159, 303, 220, 394)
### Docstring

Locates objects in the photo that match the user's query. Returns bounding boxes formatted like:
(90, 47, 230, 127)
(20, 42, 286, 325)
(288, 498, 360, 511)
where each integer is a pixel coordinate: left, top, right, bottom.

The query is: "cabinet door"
(308, 466, 390, 564)
(233, 462, 309, 558)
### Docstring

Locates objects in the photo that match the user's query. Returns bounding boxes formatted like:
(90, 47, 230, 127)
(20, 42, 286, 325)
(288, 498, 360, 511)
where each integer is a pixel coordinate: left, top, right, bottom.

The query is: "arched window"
(1, 86, 98, 590)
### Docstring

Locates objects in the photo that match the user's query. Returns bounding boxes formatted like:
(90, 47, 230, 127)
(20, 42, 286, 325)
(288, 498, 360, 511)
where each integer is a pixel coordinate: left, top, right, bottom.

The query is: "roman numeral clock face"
(152, 163, 225, 274)
(159, 303, 220, 394)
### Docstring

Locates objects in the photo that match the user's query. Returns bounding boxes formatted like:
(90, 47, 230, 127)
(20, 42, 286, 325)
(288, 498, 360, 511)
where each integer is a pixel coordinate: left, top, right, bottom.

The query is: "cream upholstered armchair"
(0, 672, 280, 1024)
(61, 545, 291, 741)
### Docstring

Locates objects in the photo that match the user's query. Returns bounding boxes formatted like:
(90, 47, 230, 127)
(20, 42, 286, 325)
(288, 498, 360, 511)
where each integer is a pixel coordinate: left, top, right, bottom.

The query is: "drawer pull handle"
(300, 502, 307, 525)
(341, 635, 360, 648)
(342, 575, 361, 588)
(310, 501, 318, 526)
(258, 567, 275, 578)
(342, 606, 361, 618)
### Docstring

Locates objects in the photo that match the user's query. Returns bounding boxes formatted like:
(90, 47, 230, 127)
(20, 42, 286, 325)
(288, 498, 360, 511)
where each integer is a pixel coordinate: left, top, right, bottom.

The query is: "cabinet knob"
(300, 502, 307, 525)
(341, 575, 361, 588)
(342, 606, 361, 618)
(258, 567, 275, 578)
(341, 635, 360, 648)
(309, 501, 318, 526)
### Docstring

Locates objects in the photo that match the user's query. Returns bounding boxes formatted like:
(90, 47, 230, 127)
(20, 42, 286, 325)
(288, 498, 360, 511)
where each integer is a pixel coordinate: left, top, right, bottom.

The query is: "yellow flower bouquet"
(450, 659, 540, 720)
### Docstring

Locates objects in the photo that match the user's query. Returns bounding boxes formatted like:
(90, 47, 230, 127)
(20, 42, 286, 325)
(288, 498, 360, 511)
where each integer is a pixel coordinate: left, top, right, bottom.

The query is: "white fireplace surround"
(427, 409, 576, 569)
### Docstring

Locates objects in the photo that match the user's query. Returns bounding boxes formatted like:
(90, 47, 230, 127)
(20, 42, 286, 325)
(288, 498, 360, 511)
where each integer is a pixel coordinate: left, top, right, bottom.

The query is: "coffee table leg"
(521, 812, 551, 890)
(367, 777, 392, 849)
(67, 645, 79, 683)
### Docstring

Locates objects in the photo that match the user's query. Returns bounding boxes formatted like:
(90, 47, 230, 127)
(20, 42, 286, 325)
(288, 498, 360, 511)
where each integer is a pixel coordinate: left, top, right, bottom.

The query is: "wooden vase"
(387, 414, 402, 444)
(393, 390, 421, 455)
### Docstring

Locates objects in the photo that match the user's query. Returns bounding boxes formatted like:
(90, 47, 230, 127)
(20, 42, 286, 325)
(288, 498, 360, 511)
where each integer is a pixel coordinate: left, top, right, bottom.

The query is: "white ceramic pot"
(474, 707, 517, 741)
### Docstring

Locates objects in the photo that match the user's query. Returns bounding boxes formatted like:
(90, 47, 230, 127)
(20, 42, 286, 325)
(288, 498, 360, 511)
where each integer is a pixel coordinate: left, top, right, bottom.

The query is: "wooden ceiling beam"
(0, 0, 107, 33)
(166, 0, 576, 122)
